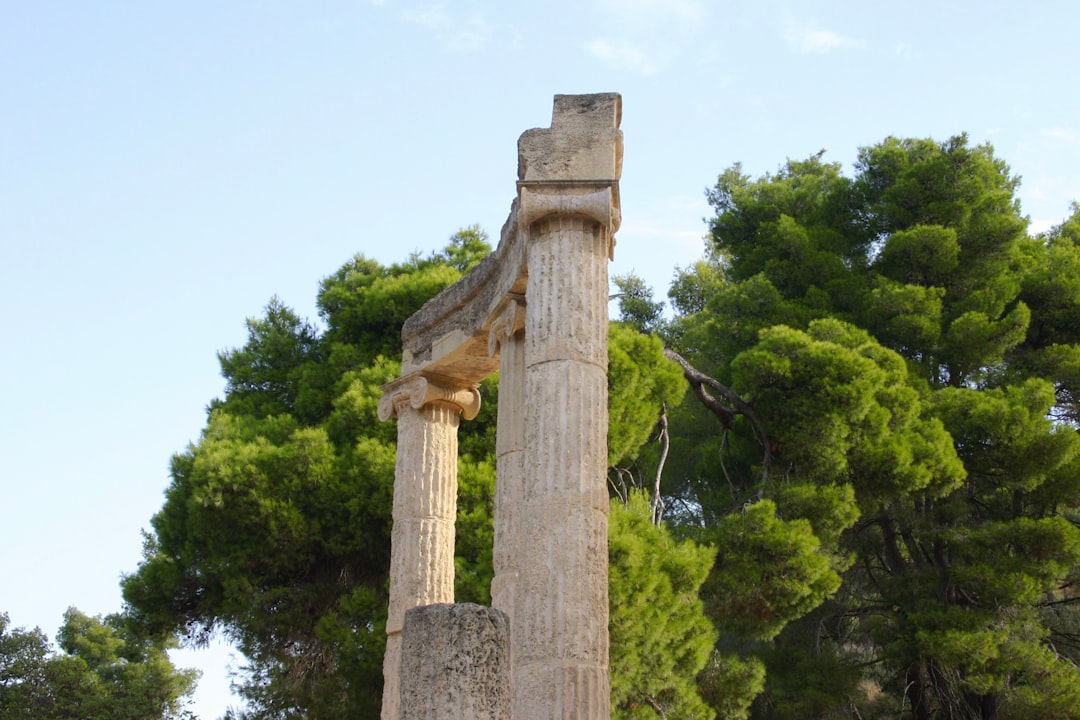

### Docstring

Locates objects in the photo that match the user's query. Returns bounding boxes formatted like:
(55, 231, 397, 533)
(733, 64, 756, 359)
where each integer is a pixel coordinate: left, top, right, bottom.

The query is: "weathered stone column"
(511, 92, 621, 720)
(488, 298, 526, 622)
(378, 375, 481, 720)
(514, 212, 613, 720)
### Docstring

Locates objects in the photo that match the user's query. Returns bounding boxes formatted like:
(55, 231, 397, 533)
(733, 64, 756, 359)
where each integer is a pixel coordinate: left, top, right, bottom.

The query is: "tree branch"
(650, 404, 670, 526)
(664, 349, 736, 426)
(643, 694, 668, 719)
(663, 348, 775, 481)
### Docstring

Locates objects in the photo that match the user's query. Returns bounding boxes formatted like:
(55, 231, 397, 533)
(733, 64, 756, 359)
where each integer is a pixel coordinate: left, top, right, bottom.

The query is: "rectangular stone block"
(400, 603, 511, 720)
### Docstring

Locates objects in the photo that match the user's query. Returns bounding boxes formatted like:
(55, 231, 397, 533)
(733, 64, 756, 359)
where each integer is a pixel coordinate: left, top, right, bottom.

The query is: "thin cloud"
(596, 0, 706, 23)
(401, 3, 492, 53)
(1029, 216, 1056, 235)
(619, 222, 704, 249)
(782, 17, 860, 53)
(892, 42, 919, 60)
(585, 38, 661, 77)
(1043, 127, 1080, 145)
(586, 0, 707, 76)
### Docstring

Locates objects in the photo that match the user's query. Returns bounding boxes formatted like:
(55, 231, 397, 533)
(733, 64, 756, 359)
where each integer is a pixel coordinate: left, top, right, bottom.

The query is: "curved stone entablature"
(399, 201, 526, 381)
(397, 93, 622, 384)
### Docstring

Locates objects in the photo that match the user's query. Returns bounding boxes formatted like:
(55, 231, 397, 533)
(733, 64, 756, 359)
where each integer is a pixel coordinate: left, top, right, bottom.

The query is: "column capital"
(488, 296, 527, 357)
(518, 184, 621, 260)
(518, 183, 621, 232)
(378, 373, 481, 422)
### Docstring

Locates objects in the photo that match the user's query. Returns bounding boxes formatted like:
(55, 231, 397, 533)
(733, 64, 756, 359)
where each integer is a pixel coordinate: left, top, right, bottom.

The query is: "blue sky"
(2, 1, 1077, 716)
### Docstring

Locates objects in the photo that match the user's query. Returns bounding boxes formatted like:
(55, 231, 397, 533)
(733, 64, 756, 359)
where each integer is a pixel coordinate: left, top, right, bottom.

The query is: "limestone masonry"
(379, 93, 622, 720)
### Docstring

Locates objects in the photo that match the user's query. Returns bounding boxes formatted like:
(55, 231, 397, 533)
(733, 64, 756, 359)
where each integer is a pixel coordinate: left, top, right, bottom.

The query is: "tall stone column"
(488, 298, 526, 622)
(514, 209, 613, 720)
(377, 375, 480, 720)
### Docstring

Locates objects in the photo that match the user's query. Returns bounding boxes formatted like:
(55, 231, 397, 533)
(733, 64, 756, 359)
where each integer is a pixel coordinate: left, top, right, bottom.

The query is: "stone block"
(400, 603, 511, 720)
(518, 94, 622, 183)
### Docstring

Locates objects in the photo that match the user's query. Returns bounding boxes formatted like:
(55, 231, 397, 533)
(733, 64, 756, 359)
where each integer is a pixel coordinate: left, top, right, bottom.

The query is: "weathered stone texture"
(386, 397, 461, 633)
(515, 213, 611, 720)
(381, 384, 474, 720)
(490, 299, 526, 625)
(518, 94, 622, 183)
(400, 603, 511, 720)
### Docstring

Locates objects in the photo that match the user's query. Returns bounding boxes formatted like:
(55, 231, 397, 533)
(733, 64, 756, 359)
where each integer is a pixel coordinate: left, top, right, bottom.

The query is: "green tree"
(609, 492, 716, 719)
(612, 273, 666, 336)
(0, 610, 197, 720)
(124, 227, 691, 718)
(123, 230, 497, 718)
(0, 613, 49, 719)
(663, 135, 1080, 718)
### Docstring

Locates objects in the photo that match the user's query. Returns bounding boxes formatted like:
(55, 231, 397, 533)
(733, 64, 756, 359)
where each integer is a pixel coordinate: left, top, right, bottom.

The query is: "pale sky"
(2, 1, 1077, 717)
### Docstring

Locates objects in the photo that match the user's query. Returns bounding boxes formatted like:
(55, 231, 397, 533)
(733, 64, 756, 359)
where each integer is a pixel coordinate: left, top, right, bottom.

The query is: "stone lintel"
(399, 201, 527, 380)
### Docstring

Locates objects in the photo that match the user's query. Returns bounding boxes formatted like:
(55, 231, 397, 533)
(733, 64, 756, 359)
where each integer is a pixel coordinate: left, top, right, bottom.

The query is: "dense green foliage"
(121, 135, 1080, 719)
(655, 136, 1080, 719)
(123, 229, 496, 718)
(609, 491, 716, 719)
(607, 323, 686, 469)
(0, 609, 197, 720)
(124, 227, 692, 717)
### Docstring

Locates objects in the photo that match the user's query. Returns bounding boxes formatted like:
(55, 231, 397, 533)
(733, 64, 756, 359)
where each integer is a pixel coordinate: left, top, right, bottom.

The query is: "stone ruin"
(377, 93, 622, 720)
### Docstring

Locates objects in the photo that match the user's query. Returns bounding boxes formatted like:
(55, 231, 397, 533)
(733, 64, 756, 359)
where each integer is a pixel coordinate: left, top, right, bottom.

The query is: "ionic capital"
(488, 297, 526, 357)
(378, 374, 481, 422)
(518, 184, 620, 232)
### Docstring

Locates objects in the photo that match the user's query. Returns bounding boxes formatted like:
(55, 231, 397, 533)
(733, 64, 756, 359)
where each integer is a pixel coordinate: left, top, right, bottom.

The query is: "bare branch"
(643, 694, 669, 719)
(650, 404, 670, 526)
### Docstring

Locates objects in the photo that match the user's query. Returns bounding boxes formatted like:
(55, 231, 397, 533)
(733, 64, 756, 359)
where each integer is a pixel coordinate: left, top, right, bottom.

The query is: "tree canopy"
(0, 609, 197, 720)
(121, 135, 1080, 719)
(655, 135, 1080, 719)
(609, 491, 715, 719)
(123, 229, 501, 718)
(123, 227, 691, 718)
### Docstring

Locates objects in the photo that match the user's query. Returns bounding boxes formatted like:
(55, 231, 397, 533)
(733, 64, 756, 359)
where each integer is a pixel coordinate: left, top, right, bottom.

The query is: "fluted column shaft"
(515, 215, 611, 720)
(490, 299, 526, 621)
(379, 377, 480, 720)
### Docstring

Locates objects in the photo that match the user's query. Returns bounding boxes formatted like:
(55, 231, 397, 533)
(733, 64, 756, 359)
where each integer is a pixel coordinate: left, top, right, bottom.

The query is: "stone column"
(378, 375, 481, 720)
(399, 603, 511, 720)
(514, 209, 613, 720)
(488, 298, 526, 622)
